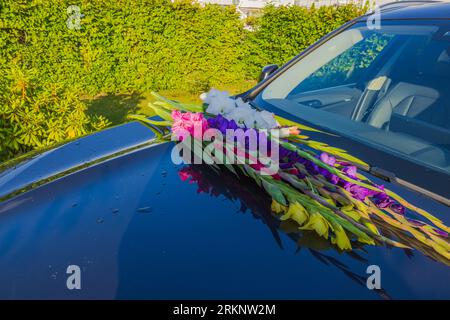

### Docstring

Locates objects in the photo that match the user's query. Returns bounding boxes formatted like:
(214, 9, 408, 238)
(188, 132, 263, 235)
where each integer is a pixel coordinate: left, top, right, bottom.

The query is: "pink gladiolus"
(171, 110, 208, 141)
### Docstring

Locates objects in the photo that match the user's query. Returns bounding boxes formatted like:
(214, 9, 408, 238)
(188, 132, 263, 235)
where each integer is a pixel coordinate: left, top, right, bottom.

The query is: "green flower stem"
(128, 114, 173, 127)
(287, 135, 368, 168)
(150, 92, 204, 112)
(277, 172, 406, 248)
(280, 140, 447, 231)
(281, 140, 382, 192)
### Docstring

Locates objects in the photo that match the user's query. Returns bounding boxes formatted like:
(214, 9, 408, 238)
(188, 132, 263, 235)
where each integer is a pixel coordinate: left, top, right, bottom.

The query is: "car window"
(290, 33, 394, 94)
(260, 21, 450, 175)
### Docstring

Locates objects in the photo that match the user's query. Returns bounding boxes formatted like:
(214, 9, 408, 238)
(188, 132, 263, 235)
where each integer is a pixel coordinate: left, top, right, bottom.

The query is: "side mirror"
(258, 64, 279, 82)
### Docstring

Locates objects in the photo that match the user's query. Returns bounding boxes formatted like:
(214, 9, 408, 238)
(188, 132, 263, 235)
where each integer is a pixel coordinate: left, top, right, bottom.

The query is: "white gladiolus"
(202, 89, 236, 115)
(279, 127, 291, 137)
(226, 102, 256, 128)
(200, 88, 279, 129)
(200, 88, 221, 104)
(234, 97, 250, 109)
(257, 110, 279, 129)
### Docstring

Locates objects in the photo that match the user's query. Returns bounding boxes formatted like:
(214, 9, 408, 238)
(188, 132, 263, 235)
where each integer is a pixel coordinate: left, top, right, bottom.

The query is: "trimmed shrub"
(0, 0, 248, 94)
(0, 63, 110, 161)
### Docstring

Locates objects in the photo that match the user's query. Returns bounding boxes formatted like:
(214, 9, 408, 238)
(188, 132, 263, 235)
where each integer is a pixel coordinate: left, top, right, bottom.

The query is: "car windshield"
(260, 20, 450, 175)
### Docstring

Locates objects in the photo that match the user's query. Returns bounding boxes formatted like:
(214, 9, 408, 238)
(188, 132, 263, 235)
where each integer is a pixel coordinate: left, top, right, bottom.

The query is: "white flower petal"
(203, 89, 279, 129)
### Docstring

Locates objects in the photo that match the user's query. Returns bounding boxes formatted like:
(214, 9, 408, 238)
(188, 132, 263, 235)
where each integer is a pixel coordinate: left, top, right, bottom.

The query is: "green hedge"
(244, 4, 366, 77)
(1, 0, 248, 94)
(0, 0, 365, 161)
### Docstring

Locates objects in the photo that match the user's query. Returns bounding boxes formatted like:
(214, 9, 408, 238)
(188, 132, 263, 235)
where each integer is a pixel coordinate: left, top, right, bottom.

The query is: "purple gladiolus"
(207, 114, 239, 134)
(279, 147, 292, 160)
(313, 153, 338, 184)
(305, 160, 320, 175)
(327, 174, 340, 184)
(390, 203, 406, 215)
(296, 171, 306, 179)
(280, 162, 294, 170)
(433, 228, 449, 238)
(279, 146, 303, 170)
(348, 184, 371, 201)
(373, 192, 394, 209)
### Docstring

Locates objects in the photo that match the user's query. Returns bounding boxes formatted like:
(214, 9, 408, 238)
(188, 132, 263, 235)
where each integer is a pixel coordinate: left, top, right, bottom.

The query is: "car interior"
(264, 24, 450, 174)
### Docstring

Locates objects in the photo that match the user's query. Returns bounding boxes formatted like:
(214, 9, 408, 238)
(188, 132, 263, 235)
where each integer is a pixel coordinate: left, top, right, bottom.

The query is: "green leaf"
(127, 114, 172, 127)
(148, 104, 173, 122)
(262, 179, 287, 206)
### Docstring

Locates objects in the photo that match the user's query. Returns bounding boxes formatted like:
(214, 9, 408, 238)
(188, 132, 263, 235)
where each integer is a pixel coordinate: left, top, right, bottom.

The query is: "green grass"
(85, 90, 200, 126)
(85, 82, 256, 126)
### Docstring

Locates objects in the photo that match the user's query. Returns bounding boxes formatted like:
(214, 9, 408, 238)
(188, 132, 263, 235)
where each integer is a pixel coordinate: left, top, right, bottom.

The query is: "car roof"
(358, 1, 450, 21)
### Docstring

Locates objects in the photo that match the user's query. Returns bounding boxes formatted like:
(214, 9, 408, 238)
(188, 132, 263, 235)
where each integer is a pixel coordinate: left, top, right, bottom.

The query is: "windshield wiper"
(367, 166, 450, 207)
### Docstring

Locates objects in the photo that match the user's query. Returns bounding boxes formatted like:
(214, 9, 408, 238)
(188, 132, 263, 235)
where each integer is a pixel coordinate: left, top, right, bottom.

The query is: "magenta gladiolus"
(171, 110, 208, 140)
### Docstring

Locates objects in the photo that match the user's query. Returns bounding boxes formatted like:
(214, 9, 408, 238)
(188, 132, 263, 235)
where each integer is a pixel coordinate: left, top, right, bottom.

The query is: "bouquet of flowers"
(129, 89, 450, 261)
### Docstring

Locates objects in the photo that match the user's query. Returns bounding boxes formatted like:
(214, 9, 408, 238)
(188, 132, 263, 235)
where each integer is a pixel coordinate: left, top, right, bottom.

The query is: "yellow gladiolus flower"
(271, 200, 287, 215)
(300, 213, 330, 239)
(341, 204, 361, 221)
(331, 225, 352, 250)
(281, 202, 309, 226)
(363, 220, 380, 236)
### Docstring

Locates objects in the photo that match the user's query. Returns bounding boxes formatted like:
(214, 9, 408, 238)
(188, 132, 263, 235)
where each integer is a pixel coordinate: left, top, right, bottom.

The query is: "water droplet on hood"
(137, 206, 153, 213)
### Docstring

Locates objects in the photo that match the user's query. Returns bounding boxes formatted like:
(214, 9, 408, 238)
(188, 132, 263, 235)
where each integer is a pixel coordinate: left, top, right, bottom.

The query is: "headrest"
(417, 43, 450, 79)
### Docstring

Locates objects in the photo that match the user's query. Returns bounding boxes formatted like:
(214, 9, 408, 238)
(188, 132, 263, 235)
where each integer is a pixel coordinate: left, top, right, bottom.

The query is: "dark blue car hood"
(0, 121, 449, 299)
